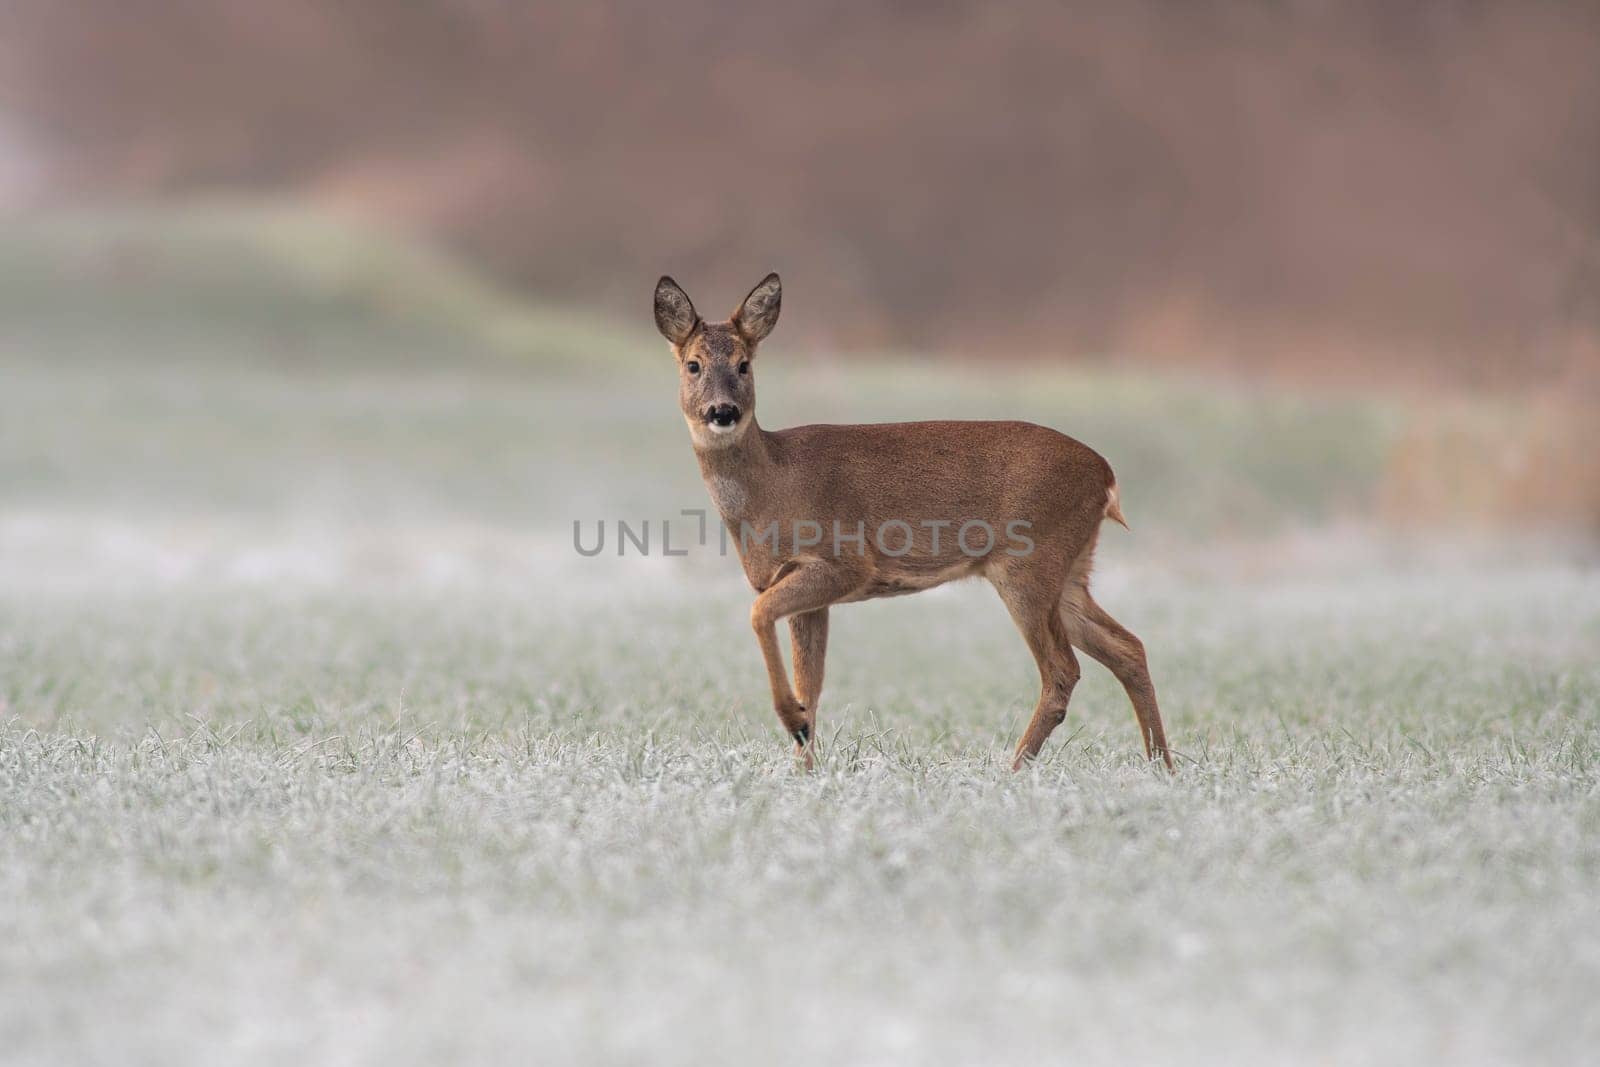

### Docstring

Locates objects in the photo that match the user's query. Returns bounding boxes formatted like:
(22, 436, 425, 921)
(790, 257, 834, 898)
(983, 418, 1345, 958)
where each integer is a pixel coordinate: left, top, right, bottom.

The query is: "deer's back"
(767, 419, 1114, 527)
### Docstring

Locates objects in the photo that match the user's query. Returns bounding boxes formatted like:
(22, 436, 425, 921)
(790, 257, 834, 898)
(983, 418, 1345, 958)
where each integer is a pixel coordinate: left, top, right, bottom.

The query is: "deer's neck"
(693, 421, 775, 523)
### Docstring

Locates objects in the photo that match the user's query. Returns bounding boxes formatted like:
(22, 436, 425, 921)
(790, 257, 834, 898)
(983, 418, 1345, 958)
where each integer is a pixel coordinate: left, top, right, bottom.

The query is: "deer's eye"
(738, 360, 750, 374)
(685, 360, 701, 374)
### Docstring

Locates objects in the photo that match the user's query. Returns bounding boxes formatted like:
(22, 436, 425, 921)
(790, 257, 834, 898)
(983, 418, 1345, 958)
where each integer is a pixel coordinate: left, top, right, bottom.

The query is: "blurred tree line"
(2, 0, 1598, 386)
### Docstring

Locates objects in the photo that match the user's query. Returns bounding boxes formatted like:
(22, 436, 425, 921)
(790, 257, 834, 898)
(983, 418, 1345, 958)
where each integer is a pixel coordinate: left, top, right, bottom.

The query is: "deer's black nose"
(705, 403, 741, 427)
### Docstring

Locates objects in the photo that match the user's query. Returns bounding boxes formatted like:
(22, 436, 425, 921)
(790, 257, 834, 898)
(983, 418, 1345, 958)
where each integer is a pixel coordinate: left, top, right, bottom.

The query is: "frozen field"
(2, 210, 1597, 1065)
(3, 545, 1597, 1066)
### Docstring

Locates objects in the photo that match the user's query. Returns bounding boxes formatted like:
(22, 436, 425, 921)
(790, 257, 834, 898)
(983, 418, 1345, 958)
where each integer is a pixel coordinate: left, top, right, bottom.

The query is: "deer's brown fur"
(654, 273, 1172, 770)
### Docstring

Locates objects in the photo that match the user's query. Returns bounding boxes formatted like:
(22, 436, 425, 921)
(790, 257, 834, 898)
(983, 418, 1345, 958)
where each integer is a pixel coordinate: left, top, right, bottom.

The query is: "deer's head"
(653, 273, 781, 449)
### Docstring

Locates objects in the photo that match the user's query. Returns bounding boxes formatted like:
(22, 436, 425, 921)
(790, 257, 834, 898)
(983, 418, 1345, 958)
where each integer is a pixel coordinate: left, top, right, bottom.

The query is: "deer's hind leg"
(1061, 572, 1172, 770)
(990, 550, 1082, 770)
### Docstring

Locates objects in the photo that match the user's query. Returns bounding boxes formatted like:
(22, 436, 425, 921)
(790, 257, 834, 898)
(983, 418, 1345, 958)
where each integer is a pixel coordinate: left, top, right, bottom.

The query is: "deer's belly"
(848, 557, 983, 602)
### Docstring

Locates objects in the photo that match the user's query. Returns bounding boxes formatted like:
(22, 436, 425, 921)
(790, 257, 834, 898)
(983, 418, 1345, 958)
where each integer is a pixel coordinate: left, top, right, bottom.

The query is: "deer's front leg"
(788, 607, 830, 744)
(751, 563, 862, 765)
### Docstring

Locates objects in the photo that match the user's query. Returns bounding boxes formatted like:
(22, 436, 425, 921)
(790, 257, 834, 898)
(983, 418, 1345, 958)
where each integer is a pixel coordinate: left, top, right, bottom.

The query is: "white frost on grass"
(2, 559, 1597, 1066)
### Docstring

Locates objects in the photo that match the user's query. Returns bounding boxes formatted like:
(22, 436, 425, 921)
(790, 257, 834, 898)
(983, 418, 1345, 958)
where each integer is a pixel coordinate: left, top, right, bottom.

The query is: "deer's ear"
(654, 276, 700, 345)
(733, 272, 781, 344)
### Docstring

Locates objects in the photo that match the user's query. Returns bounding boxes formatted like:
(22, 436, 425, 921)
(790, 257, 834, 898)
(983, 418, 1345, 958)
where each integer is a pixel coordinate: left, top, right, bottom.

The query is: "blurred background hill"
(2, 0, 1599, 388)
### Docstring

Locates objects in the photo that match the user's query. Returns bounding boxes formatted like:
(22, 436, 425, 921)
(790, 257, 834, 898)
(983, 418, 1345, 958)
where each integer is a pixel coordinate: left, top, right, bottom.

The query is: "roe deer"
(654, 273, 1172, 771)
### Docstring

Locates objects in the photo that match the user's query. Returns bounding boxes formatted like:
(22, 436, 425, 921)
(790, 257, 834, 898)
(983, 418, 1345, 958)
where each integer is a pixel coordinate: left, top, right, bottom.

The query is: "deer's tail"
(1104, 480, 1130, 530)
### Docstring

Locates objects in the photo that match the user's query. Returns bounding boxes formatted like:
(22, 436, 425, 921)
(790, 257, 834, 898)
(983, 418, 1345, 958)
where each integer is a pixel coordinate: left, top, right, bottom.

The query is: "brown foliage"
(1380, 395, 1600, 535)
